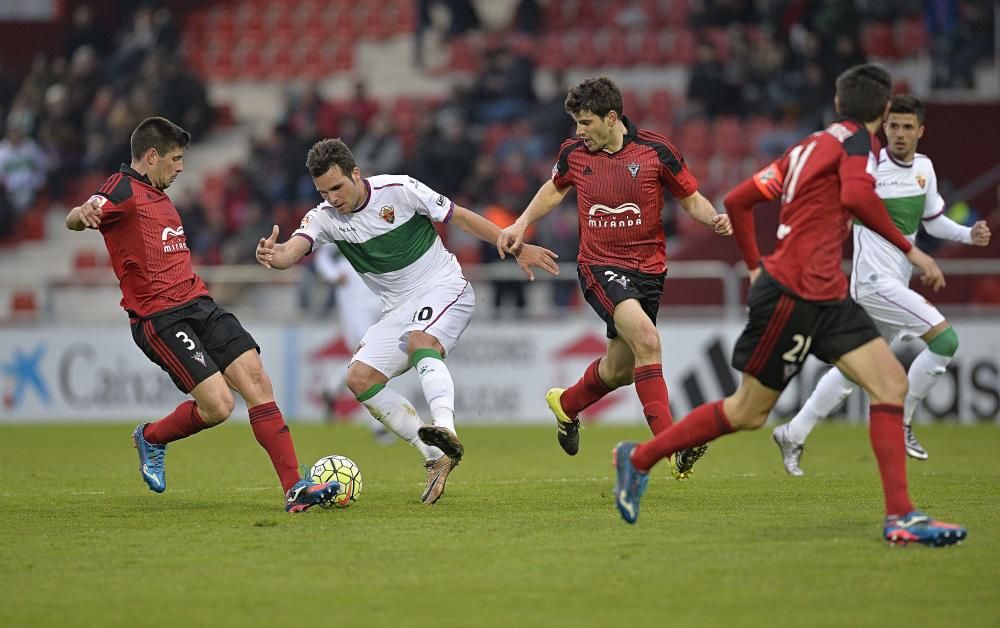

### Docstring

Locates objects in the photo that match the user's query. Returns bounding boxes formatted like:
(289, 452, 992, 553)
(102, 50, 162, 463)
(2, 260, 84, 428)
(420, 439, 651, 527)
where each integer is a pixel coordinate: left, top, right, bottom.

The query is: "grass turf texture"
(1, 423, 997, 628)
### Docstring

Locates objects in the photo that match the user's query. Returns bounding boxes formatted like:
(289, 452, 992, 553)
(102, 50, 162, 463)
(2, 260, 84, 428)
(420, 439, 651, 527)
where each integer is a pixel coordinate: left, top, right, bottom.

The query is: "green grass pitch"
(1, 422, 997, 627)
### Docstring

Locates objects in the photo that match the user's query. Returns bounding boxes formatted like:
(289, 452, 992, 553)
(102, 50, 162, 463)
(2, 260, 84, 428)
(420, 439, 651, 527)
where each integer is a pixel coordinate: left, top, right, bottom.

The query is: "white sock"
(785, 368, 855, 444)
(904, 348, 950, 426)
(360, 387, 443, 460)
(415, 354, 456, 434)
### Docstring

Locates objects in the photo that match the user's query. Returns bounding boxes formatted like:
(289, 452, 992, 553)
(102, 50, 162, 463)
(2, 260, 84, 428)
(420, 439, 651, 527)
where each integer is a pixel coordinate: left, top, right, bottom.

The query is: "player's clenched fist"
(971, 220, 991, 247)
(712, 213, 733, 236)
(256, 224, 279, 269)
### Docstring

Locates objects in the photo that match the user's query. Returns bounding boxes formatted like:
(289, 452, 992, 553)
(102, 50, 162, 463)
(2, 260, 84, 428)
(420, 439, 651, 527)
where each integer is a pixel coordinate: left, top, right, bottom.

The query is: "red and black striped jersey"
(725, 118, 912, 302)
(90, 165, 209, 317)
(551, 117, 699, 274)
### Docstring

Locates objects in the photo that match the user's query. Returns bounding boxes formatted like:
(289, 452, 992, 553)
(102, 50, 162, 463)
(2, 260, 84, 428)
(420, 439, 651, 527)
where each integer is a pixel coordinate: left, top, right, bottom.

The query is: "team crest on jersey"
(626, 162, 640, 179)
(379, 205, 395, 223)
(300, 215, 311, 229)
(192, 351, 206, 366)
(915, 173, 926, 189)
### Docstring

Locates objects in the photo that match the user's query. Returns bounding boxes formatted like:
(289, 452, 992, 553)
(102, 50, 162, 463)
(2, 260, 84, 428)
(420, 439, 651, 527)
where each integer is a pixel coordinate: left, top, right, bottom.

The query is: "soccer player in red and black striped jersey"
(497, 77, 732, 469)
(65, 116, 337, 512)
(609, 65, 967, 546)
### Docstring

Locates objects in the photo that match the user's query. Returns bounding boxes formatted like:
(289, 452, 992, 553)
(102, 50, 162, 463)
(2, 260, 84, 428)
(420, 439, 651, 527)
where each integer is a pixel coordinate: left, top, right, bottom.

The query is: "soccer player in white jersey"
(773, 95, 992, 475)
(256, 138, 560, 504)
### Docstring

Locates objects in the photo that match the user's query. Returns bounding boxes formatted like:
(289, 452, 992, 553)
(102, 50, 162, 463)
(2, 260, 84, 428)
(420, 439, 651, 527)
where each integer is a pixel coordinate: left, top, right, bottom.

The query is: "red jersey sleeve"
(838, 132, 912, 253)
(724, 159, 786, 270)
(551, 139, 581, 190)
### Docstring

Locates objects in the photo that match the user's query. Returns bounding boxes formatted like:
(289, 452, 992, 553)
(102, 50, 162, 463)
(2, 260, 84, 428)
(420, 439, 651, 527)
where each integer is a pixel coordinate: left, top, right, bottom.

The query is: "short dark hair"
(835, 64, 892, 123)
(888, 94, 925, 124)
(130, 116, 190, 160)
(306, 138, 357, 178)
(564, 76, 624, 118)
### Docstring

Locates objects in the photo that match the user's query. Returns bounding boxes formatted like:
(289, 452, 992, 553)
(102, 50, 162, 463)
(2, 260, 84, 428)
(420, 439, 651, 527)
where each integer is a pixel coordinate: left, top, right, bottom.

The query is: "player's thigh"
(612, 299, 661, 358)
(353, 309, 414, 380)
(730, 276, 820, 391)
(834, 337, 907, 405)
(721, 373, 783, 430)
(400, 278, 475, 357)
(577, 264, 664, 339)
(222, 349, 274, 408)
(188, 372, 236, 424)
(131, 315, 220, 394)
(856, 283, 945, 341)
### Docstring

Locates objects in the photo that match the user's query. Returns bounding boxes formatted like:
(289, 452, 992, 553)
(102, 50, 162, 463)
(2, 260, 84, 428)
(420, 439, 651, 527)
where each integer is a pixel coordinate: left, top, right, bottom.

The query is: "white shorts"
(855, 281, 945, 343)
(352, 277, 475, 379)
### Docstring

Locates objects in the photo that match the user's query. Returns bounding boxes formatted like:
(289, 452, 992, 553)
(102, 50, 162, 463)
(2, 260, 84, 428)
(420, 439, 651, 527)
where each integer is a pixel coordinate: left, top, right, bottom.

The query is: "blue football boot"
(132, 424, 167, 493)
(613, 441, 649, 524)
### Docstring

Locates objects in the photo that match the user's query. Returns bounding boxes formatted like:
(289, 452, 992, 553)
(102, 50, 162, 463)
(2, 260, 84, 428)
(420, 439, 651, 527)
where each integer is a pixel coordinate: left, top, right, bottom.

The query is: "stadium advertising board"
(1, 321, 997, 422)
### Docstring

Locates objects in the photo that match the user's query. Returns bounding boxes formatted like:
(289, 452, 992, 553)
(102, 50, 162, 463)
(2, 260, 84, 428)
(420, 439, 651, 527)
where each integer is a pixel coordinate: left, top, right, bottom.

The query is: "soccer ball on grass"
(309, 455, 363, 508)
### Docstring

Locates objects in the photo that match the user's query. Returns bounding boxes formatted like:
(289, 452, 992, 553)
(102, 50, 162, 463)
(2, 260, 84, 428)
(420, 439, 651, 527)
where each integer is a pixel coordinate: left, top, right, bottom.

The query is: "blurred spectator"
(0, 111, 49, 213)
(512, 0, 542, 34)
(469, 44, 536, 124)
(412, 110, 477, 197)
(353, 113, 404, 175)
(66, 5, 109, 57)
(686, 42, 742, 118)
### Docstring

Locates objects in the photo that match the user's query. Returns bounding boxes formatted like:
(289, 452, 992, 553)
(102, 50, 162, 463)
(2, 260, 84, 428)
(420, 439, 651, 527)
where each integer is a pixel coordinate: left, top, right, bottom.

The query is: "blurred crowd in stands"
(0, 0, 995, 313)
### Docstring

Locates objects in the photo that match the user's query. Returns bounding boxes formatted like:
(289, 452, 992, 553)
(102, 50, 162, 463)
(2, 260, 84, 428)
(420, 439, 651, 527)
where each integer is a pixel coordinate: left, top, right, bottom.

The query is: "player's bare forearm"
(677, 191, 719, 227)
(450, 206, 504, 244)
(518, 180, 569, 228)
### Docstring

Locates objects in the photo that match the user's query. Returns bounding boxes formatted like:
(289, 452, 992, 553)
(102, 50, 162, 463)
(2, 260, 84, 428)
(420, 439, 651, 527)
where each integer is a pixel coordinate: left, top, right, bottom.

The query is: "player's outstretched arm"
(496, 180, 569, 258)
(450, 205, 559, 281)
(66, 197, 105, 231)
(677, 191, 732, 235)
(256, 225, 311, 270)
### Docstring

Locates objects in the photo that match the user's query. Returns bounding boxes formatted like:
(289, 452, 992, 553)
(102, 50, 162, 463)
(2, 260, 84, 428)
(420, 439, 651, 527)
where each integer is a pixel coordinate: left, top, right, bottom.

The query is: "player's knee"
(875, 370, 908, 405)
(927, 326, 959, 358)
(199, 392, 235, 424)
(345, 368, 375, 398)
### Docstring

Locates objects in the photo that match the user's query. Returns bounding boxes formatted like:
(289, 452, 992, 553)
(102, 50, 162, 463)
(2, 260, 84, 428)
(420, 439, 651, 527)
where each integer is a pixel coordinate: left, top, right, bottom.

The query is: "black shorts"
(731, 272, 880, 391)
(130, 297, 260, 393)
(578, 264, 666, 339)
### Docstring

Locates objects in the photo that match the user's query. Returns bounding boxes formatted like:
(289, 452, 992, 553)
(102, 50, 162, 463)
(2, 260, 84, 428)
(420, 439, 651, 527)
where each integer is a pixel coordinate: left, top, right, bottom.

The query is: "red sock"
(632, 400, 732, 472)
(560, 359, 613, 419)
(869, 404, 914, 516)
(249, 402, 301, 493)
(143, 400, 209, 445)
(634, 364, 673, 435)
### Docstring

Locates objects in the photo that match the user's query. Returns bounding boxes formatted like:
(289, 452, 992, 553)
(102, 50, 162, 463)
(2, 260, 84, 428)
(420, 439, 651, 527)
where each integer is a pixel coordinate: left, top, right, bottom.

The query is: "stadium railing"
(4, 259, 999, 324)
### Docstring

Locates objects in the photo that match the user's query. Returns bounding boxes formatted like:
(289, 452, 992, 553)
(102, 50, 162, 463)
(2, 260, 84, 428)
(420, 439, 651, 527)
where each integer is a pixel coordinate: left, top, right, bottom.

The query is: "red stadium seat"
(10, 291, 37, 317)
(895, 16, 928, 57)
(74, 250, 97, 269)
(861, 22, 899, 59)
(713, 116, 748, 158)
(668, 29, 697, 65)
